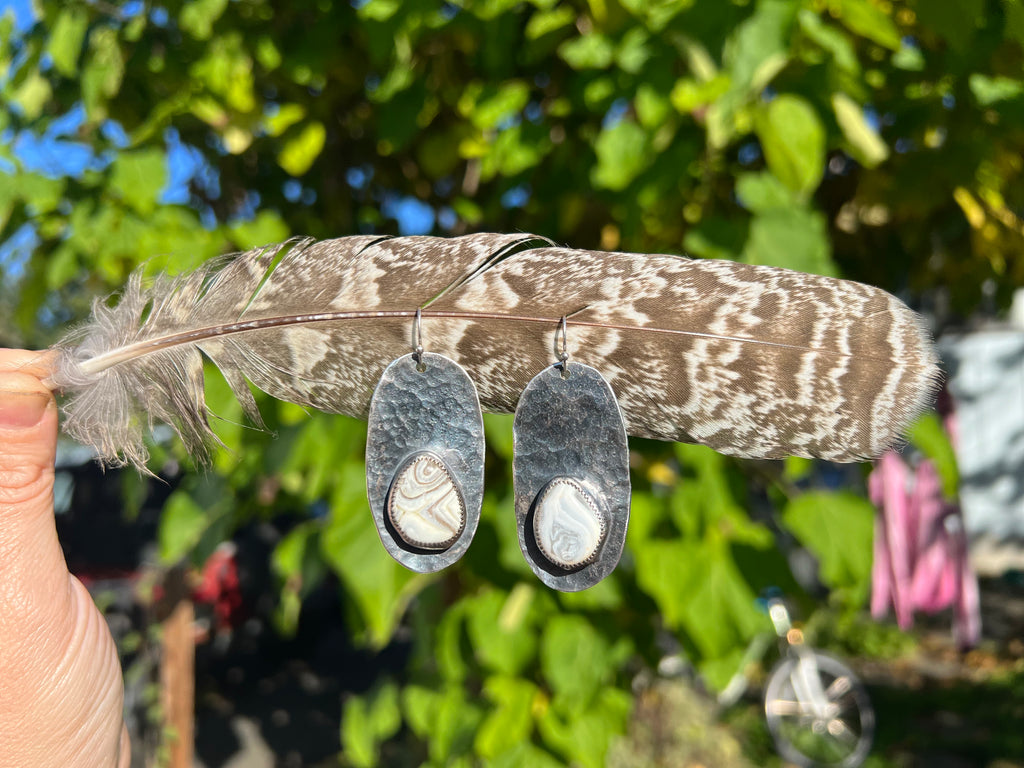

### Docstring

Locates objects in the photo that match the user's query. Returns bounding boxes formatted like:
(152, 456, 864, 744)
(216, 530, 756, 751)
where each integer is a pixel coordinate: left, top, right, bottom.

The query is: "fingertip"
(0, 367, 57, 444)
(0, 388, 52, 431)
(0, 372, 58, 513)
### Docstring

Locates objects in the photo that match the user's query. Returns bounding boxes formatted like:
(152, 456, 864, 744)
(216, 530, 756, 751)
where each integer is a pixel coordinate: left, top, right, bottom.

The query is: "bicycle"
(754, 597, 876, 767)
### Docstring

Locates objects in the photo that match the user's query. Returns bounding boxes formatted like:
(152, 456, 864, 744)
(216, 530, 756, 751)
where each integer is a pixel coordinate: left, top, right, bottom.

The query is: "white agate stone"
(387, 453, 466, 550)
(533, 478, 606, 570)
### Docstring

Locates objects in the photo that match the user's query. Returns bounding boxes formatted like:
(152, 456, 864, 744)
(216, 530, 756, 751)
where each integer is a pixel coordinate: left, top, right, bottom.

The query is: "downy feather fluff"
(49, 233, 940, 468)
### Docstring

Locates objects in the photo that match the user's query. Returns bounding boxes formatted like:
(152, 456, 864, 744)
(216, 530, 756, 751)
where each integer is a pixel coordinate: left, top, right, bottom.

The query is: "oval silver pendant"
(513, 362, 630, 591)
(366, 352, 484, 573)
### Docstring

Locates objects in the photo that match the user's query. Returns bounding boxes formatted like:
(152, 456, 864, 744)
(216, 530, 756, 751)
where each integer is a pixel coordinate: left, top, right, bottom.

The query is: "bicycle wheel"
(763, 649, 875, 768)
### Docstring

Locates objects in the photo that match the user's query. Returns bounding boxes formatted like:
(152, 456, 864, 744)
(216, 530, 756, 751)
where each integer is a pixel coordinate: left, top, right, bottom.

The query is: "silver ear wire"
(412, 308, 425, 371)
(555, 316, 570, 379)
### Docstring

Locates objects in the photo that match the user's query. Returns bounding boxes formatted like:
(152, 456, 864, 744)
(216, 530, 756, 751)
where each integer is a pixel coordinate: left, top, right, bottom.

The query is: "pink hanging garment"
(868, 405, 981, 648)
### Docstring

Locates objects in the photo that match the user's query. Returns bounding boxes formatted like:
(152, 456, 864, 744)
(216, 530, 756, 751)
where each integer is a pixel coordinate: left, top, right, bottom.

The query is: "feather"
(47, 233, 940, 468)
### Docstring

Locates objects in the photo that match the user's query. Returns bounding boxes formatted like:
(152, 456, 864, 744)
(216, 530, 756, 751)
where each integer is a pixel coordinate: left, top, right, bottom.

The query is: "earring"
(513, 317, 630, 591)
(366, 309, 484, 573)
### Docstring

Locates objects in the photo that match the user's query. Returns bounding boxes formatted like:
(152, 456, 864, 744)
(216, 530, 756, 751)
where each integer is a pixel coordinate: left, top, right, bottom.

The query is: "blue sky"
(0, 0, 34, 31)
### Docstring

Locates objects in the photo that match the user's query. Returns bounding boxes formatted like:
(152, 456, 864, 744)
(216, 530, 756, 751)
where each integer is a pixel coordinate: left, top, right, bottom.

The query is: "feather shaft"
(79, 311, 912, 376)
(49, 234, 941, 468)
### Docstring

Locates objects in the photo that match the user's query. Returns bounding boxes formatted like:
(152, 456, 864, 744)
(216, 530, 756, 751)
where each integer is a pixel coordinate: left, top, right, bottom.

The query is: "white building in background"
(941, 292, 1024, 574)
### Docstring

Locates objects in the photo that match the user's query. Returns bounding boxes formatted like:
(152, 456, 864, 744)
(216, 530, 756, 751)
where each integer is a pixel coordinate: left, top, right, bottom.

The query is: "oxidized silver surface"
(366, 352, 484, 572)
(513, 362, 630, 591)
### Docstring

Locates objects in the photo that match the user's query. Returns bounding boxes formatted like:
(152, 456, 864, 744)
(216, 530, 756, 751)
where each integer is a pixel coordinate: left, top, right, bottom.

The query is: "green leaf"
(781, 491, 875, 605)
(109, 148, 167, 215)
(723, 0, 797, 92)
(832, 0, 902, 50)
(797, 10, 859, 74)
(634, 537, 762, 674)
(158, 492, 210, 563)
(540, 615, 615, 712)
(434, 602, 471, 682)
(558, 33, 615, 69)
(278, 121, 327, 176)
(358, 0, 403, 21)
(683, 216, 748, 261)
(341, 681, 402, 768)
(465, 587, 539, 676)
(180, 0, 228, 39)
(81, 27, 124, 121)
(892, 39, 925, 71)
(264, 103, 305, 137)
(466, 81, 530, 130)
(15, 173, 65, 214)
(484, 413, 514, 460)
(271, 521, 326, 636)
(969, 74, 1024, 107)
(907, 412, 960, 499)
(403, 684, 484, 763)
(321, 463, 432, 647)
(47, 7, 89, 77)
(526, 6, 576, 38)
(615, 28, 651, 74)
(754, 95, 825, 196)
(743, 206, 836, 275)
(591, 121, 651, 191)
(635, 83, 672, 129)
(474, 676, 538, 758)
(669, 75, 730, 114)
(10, 71, 51, 119)
(481, 122, 550, 179)
(832, 93, 889, 167)
(485, 742, 566, 768)
(45, 245, 79, 290)
(228, 210, 290, 250)
(619, 0, 692, 30)
(537, 687, 631, 768)
(735, 171, 797, 212)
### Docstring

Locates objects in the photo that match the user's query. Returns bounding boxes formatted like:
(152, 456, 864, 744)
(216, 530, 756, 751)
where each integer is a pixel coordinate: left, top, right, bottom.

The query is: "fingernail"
(0, 390, 50, 429)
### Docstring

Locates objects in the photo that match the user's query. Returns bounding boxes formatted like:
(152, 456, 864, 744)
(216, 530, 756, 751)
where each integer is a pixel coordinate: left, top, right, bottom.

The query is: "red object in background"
(192, 542, 245, 633)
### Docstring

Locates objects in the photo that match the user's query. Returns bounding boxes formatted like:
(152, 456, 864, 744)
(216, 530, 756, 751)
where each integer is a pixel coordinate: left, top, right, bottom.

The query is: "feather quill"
(48, 233, 940, 468)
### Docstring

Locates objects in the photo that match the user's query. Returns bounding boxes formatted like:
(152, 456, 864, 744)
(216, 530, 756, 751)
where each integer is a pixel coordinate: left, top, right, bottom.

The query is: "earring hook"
(555, 316, 570, 378)
(413, 308, 426, 371)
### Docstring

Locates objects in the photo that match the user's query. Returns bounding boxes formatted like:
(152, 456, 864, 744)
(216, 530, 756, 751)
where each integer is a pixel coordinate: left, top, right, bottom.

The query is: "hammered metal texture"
(513, 362, 630, 591)
(366, 352, 484, 572)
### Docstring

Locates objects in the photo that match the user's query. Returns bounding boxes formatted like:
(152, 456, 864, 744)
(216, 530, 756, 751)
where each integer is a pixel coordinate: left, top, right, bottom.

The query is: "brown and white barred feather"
(49, 233, 940, 468)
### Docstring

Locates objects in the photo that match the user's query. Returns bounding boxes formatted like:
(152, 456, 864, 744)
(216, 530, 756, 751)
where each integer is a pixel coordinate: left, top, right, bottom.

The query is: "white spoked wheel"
(763, 649, 875, 767)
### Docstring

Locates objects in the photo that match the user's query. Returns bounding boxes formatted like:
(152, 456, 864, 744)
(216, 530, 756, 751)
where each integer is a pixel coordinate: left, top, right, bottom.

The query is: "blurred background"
(2, 0, 1024, 765)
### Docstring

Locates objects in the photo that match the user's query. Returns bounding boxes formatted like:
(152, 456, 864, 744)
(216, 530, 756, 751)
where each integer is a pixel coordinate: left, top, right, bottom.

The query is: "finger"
(0, 360, 71, 637)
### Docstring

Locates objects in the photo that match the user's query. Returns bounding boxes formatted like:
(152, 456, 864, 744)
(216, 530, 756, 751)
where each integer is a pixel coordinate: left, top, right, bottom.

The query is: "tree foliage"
(0, 0, 1018, 764)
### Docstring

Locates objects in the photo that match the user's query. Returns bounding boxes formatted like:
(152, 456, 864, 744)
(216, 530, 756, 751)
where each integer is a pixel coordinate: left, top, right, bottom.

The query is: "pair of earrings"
(365, 312, 631, 592)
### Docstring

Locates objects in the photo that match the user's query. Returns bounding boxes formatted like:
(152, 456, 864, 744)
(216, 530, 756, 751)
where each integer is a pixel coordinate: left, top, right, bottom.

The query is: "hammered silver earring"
(365, 310, 484, 573)
(512, 317, 631, 591)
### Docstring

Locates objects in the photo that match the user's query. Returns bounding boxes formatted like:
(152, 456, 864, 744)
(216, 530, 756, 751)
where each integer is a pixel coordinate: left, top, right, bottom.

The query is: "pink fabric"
(869, 447, 981, 648)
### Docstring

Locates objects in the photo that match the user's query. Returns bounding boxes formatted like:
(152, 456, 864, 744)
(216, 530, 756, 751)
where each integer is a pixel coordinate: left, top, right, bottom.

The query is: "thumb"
(0, 352, 128, 768)
(0, 355, 67, 607)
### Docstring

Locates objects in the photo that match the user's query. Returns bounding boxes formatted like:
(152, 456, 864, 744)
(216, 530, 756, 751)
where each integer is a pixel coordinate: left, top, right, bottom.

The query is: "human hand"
(0, 349, 129, 768)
